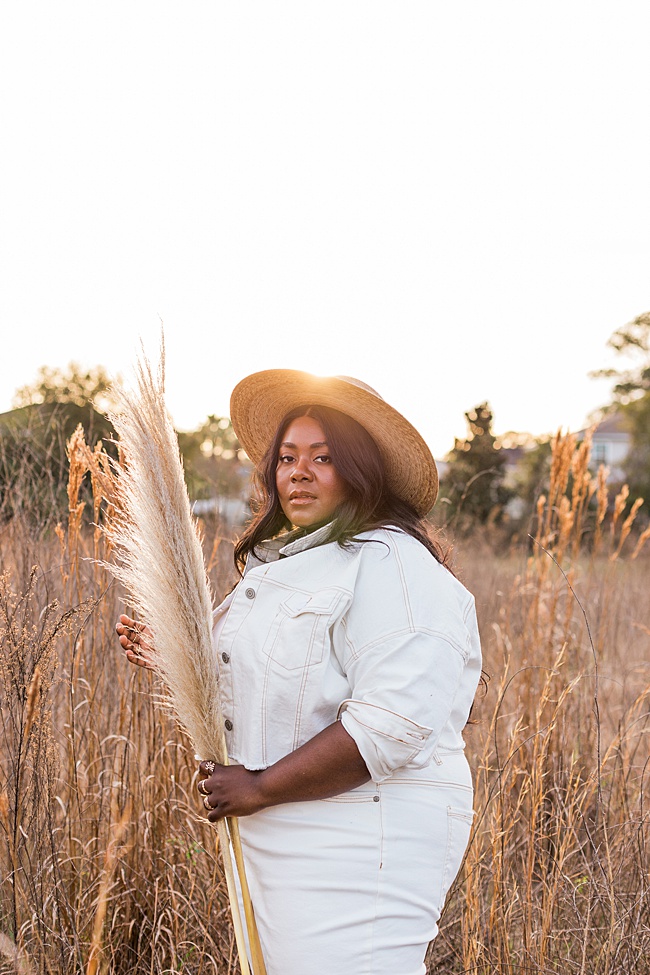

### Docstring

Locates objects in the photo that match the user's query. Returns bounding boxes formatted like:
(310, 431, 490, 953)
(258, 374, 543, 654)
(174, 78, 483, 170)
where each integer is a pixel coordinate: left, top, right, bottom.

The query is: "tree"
(2, 363, 119, 527)
(437, 402, 512, 528)
(13, 362, 118, 413)
(0, 401, 115, 529)
(594, 311, 650, 401)
(177, 416, 252, 501)
(511, 436, 553, 510)
(593, 311, 650, 504)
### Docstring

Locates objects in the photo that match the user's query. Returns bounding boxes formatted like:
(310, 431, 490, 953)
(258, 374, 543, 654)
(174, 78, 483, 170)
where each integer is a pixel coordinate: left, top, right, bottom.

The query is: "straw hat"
(230, 370, 438, 516)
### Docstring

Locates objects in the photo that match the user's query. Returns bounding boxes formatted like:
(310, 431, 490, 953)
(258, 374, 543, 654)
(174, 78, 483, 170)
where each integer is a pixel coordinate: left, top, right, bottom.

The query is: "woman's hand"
(196, 722, 370, 823)
(115, 614, 156, 670)
(197, 761, 266, 823)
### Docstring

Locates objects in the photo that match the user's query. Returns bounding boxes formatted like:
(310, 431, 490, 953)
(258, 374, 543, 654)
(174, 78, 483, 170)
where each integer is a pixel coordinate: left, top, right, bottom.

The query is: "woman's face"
(276, 415, 350, 529)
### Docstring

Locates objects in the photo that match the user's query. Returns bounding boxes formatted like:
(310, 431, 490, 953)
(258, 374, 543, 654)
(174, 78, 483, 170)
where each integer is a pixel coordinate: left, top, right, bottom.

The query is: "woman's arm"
(115, 616, 370, 817)
(332, 533, 482, 783)
(198, 721, 370, 823)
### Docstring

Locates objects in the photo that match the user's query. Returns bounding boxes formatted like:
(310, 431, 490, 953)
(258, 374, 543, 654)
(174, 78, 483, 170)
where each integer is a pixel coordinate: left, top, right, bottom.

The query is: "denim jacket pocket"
(262, 588, 347, 672)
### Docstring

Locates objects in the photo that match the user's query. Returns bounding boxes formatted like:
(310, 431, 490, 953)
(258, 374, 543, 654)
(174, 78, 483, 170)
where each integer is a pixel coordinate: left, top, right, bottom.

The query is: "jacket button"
(224, 719, 233, 731)
(373, 795, 380, 802)
(245, 587, 256, 599)
(221, 652, 230, 663)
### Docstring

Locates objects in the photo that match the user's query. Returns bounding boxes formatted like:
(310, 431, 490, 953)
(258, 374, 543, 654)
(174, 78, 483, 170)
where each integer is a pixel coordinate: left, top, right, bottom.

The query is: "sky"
(1, 2, 648, 458)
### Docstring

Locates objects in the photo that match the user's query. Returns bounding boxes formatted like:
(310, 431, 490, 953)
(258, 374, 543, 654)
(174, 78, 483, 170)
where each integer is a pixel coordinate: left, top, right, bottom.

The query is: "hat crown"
(333, 376, 384, 401)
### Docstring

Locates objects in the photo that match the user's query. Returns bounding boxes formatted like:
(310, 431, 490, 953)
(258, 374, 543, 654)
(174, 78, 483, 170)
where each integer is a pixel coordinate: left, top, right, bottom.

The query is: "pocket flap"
(280, 589, 343, 617)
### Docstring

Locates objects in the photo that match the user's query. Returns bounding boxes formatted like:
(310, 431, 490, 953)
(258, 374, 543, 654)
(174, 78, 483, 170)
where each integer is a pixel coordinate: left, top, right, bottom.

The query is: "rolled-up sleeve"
(338, 629, 467, 781)
(338, 698, 434, 781)
(334, 532, 479, 782)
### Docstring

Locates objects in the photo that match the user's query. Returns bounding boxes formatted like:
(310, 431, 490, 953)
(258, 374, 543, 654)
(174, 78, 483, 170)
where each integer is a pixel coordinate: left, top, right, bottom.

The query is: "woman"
(117, 370, 482, 975)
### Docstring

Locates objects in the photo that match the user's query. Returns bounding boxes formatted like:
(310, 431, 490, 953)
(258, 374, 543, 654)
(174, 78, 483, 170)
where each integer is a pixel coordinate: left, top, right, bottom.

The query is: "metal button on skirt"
(234, 751, 474, 975)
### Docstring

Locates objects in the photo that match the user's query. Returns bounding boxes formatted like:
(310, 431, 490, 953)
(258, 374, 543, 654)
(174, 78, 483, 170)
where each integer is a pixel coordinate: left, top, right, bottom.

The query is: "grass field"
(0, 428, 648, 974)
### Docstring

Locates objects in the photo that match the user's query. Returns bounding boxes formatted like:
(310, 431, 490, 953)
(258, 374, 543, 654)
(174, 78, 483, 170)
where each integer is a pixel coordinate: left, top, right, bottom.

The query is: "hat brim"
(230, 370, 438, 517)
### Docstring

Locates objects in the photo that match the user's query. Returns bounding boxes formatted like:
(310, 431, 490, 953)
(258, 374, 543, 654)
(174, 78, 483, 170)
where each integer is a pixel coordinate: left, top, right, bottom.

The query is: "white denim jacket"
(212, 525, 482, 783)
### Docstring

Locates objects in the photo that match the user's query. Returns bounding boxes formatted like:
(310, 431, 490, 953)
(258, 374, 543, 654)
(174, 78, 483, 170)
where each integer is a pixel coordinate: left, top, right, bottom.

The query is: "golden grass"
(0, 427, 648, 974)
(0, 470, 239, 974)
(429, 437, 650, 974)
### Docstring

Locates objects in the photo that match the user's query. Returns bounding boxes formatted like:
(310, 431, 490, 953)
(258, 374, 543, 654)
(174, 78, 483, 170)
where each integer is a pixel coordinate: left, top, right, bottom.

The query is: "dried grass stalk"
(103, 341, 265, 975)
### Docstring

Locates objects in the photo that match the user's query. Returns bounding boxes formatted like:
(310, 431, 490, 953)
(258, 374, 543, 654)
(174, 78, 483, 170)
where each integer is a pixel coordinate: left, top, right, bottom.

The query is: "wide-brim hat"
(230, 370, 438, 516)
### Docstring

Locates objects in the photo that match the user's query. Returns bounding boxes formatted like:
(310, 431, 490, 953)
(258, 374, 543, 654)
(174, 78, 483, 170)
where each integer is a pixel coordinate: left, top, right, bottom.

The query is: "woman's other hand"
(116, 614, 155, 670)
(197, 761, 265, 822)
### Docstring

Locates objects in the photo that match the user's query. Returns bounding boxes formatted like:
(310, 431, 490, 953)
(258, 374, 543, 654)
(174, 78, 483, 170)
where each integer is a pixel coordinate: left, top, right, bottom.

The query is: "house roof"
(594, 412, 629, 434)
(577, 411, 631, 440)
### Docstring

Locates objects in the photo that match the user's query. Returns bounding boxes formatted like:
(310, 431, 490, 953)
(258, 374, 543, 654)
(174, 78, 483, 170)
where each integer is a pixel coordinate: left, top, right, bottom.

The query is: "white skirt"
(235, 750, 474, 975)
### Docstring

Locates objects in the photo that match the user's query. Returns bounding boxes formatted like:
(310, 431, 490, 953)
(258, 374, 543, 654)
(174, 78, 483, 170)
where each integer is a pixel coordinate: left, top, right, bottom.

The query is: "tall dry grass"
(0, 424, 648, 974)
(431, 429, 650, 974)
(0, 429, 239, 975)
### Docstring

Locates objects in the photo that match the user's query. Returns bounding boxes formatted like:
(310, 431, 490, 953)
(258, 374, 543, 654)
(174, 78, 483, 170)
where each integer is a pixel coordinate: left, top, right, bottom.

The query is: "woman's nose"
(290, 459, 312, 480)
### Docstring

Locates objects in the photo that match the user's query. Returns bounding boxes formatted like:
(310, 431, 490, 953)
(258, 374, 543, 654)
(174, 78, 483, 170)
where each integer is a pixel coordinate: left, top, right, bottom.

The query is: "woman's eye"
(315, 454, 331, 463)
(278, 454, 295, 464)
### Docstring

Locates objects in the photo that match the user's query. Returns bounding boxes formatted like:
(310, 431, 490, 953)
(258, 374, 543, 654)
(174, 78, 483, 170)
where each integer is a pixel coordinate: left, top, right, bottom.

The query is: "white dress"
(213, 526, 481, 975)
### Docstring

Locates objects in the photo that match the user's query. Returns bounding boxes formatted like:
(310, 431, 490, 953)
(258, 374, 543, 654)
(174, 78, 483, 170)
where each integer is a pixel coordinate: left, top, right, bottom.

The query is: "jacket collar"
(279, 522, 334, 557)
(246, 522, 334, 571)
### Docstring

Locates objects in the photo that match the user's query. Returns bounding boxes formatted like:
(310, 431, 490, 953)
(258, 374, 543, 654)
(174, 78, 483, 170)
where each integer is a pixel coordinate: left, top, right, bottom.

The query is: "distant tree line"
(0, 363, 251, 531)
(590, 311, 650, 505)
(435, 311, 650, 537)
(2, 313, 649, 536)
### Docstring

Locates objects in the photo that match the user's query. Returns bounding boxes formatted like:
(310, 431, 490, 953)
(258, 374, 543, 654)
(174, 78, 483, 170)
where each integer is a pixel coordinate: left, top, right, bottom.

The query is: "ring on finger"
(203, 795, 211, 810)
(198, 780, 208, 795)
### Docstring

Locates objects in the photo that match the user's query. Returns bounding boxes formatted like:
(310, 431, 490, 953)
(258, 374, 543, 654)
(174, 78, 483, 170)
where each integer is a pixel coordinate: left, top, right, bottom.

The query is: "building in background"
(579, 413, 631, 481)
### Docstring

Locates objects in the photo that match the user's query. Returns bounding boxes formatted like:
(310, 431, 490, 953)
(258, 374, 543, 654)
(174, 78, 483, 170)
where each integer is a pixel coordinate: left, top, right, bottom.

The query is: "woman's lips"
(289, 493, 316, 505)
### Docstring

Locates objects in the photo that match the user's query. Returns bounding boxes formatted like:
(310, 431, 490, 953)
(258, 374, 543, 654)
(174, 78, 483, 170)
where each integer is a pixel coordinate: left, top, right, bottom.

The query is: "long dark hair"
(234, 404, 449, 574)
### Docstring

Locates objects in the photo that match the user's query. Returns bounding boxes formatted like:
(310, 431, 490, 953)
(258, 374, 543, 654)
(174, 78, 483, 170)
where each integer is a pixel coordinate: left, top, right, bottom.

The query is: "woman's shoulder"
(354, 525, 437, 560)
(350, 526, 437, 573)
(343, 527, 478, 651)
(354, 526, 475, 601)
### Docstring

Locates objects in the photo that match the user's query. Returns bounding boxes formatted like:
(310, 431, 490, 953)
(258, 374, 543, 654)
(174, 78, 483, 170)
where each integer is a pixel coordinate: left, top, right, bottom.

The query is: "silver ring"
(198, 780, 208, 795)
(204, 761, 216, 774)
(203, 795, 211, 810)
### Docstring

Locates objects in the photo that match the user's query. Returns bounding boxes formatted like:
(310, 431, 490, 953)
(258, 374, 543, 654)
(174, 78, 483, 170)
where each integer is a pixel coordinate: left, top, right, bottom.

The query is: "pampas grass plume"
(106, 343, 224, 764)
(103, 341, 266, 975)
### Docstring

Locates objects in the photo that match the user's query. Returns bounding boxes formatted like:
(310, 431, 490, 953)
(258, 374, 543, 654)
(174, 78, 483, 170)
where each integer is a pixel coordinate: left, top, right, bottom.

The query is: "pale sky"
(1, 2, 648, 458)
